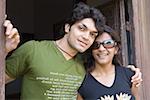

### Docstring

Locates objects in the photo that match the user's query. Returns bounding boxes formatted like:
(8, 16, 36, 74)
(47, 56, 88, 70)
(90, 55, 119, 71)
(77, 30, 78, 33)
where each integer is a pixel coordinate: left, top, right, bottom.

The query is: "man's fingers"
(4, 20, 13, 35)
(132, 76, 142, 87)
(132, 79, 143, 87)
(136, 83, 141, 87)
(4, 19, 20, 53)
(8, 28, 18, 39)
(5, 14, 7, 19)
(132, 78, 143, 84)
(131, 67, 142, 87)
(131, 68, 141, 81)
(3, 20, 10, 27)
(14, 33, 20, 45)
(5, 37, 19, 53)
(127, 65, 136, 71)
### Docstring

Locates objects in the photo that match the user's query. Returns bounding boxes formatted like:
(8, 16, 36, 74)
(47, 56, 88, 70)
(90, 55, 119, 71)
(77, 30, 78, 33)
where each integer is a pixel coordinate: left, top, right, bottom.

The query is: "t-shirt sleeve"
(78, 84, 83, 94)
(6, 40, 36, 78)
(77, 75, 87, 97)
(123, 67, 135, 87)
(78, 84, 84, 98)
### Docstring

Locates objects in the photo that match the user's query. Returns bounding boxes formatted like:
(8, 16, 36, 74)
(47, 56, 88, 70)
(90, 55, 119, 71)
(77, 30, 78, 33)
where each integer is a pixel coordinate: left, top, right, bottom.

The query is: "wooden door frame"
(119, 0, 129, 66)
(132, 0, 150, 99)
(96, 0, 129, 66)
(0, 0, 6, 99)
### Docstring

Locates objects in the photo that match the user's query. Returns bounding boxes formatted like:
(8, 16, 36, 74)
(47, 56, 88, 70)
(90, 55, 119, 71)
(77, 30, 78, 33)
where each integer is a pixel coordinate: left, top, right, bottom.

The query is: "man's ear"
(65, 24, 71, 33)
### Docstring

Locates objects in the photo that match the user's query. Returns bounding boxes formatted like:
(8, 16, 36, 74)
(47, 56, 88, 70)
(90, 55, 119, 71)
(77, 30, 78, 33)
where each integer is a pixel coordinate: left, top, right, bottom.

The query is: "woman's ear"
(64, 24, 71, 33)
(115, 46, 119, 55)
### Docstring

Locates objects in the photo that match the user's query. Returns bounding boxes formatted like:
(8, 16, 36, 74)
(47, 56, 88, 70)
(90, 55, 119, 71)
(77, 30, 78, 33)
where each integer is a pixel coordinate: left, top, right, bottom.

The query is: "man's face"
(65, 18, 98, 53)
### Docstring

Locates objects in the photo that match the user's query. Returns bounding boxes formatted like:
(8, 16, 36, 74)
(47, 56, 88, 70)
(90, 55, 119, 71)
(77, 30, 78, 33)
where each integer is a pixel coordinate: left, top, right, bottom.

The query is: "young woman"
(77, 25, 140, 100)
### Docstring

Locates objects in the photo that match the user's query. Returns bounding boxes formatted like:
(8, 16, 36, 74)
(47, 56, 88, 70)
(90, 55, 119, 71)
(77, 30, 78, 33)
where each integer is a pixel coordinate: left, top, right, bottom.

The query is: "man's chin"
(78, 48, 87, 53)
(75, 46, 89, 53)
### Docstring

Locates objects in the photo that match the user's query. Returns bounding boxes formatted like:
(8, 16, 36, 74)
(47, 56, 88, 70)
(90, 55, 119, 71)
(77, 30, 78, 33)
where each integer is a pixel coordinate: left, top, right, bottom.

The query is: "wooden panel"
(87, 0, 111, 6)
(0, 0, 6, 99)
(119, 0, 129, 66)
(132, 0, 150, 99)
(97, 0, 127, 65)
(97, 1, 119, 30)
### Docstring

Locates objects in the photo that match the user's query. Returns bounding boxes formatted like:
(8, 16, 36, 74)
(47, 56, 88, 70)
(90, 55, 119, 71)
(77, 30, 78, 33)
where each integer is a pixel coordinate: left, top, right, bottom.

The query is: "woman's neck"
(91, 63, 116, 87)
(92, 63, 115, 75)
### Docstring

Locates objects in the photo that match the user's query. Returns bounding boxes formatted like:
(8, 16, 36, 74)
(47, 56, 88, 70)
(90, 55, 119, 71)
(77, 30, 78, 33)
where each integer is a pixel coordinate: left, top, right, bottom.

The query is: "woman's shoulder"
(116, 65, 135, 79)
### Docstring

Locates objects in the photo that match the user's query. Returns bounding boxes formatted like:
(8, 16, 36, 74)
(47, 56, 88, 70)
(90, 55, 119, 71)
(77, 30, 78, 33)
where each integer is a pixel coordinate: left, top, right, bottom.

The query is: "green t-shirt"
(6, 40, 85, 100)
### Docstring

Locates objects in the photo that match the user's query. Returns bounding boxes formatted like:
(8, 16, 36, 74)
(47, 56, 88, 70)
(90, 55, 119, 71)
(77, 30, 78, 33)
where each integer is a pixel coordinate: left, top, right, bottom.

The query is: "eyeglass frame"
(92, 39, 117, 49)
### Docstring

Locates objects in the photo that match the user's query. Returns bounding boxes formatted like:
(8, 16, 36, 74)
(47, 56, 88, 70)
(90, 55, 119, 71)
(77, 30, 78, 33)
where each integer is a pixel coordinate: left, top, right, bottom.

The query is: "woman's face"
(92, 32, 118, 65)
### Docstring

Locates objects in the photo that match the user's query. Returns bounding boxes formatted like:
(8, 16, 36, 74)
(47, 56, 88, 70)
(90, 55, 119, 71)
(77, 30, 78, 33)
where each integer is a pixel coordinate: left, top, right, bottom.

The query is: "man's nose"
(82, 32, 90, 40)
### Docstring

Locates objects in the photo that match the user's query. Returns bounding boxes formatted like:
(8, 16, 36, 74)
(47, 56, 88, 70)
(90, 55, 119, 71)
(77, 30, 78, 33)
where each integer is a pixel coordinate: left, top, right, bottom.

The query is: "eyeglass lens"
(92, 39, 116, 49)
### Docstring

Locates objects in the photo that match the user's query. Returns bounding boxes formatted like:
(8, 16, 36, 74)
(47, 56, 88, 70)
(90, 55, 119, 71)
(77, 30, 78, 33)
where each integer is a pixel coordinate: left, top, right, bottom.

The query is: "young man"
(4, 2, 142, 100)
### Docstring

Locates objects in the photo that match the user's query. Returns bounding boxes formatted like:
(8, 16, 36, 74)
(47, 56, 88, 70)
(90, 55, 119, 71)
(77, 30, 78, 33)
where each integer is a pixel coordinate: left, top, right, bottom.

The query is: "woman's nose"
(98, 44, 106, 51)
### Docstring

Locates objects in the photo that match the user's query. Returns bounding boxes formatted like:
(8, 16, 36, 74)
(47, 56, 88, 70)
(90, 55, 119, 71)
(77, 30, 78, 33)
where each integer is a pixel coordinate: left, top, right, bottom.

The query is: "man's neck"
(55, 38, 78, 60)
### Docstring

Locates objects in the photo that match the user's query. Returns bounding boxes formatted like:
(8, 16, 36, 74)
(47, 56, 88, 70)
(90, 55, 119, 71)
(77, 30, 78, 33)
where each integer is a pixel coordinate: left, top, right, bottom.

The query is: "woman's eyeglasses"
(92, 39, 117, 49)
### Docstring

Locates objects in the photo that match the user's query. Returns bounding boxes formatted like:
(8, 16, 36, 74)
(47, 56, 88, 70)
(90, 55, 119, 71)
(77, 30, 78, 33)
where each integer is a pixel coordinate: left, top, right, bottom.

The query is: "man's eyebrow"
(81, 23, 98, 33)
(91, 30, 98, 34)
(81, 23, 87, 28)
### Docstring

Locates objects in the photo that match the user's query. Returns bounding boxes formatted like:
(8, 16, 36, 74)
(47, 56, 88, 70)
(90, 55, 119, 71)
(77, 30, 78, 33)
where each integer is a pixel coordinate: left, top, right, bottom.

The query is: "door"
(0, 0, 6, 99)
(87, 0, 129, 65)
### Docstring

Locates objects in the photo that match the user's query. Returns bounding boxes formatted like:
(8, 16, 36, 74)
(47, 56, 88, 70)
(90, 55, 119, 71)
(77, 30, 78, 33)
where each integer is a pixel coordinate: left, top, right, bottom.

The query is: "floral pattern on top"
(98, 92, 132, 100)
